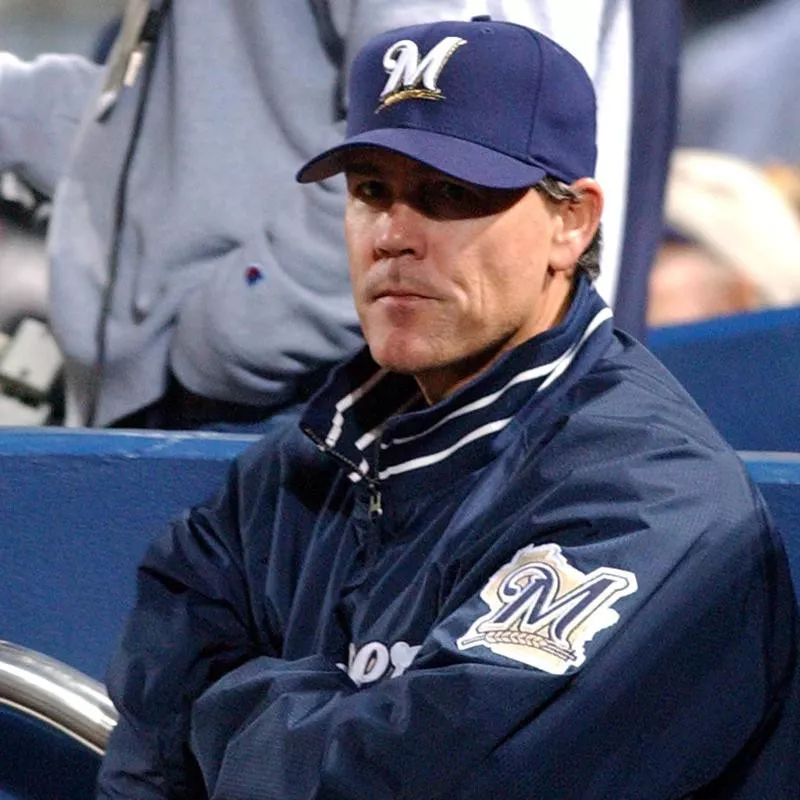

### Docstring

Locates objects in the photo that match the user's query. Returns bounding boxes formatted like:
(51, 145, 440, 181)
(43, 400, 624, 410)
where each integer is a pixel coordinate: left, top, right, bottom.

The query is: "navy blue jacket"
(97, 278, 800, 799)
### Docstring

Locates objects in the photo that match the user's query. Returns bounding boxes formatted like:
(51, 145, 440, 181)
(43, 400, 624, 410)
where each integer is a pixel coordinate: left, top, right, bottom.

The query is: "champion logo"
(245, 264, 264, 286)
(458, 543, 637, 675)
(378, 36, 466, 112)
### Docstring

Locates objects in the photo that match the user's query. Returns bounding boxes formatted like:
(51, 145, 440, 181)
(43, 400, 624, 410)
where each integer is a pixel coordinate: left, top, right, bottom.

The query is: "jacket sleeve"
(0, 52, 100, 196)
(96, 442, 272, 799)
(95, 430, 340, 799)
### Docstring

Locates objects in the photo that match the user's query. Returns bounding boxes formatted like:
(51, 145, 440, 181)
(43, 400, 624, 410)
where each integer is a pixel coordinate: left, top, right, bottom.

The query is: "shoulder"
(518, 333, 763, 546)
(567, 331, 732, 454)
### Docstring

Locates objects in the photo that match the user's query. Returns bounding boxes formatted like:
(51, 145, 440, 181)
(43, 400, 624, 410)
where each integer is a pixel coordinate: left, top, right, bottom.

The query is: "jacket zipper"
(302, 426, 383, 521)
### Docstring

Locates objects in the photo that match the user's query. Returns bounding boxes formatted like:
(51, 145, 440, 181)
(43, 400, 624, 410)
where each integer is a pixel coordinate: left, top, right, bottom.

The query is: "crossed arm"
(96, 448, 796, 799)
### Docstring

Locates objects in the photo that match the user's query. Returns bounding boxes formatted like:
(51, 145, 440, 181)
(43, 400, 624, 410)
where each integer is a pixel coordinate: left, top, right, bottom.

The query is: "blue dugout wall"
(0, 429, 259, 682)
(0, 429, 258, 800)
(648, 305, 800, 452)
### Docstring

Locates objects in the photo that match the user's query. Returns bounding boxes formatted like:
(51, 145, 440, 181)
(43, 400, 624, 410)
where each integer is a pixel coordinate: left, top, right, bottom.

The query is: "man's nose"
(374, 201, 426, 260)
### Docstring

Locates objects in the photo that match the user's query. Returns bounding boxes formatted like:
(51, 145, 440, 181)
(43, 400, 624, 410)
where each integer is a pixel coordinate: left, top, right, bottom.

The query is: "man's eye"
(350, 179, 389, 205)
(432, 181, 473, 204)
(419, 181, 479, 217)
(418, 181, 526, 219)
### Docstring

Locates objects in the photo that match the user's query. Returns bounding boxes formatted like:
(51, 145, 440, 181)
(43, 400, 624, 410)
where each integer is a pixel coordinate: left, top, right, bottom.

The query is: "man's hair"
(535, 177, 602, 281)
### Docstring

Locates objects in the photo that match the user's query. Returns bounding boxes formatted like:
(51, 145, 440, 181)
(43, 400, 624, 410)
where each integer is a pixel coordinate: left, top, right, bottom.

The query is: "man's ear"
(549, 178, 604, 273)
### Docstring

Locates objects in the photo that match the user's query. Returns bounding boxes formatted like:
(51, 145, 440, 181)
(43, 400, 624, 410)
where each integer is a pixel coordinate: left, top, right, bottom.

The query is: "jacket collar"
(302, 277, 613, 487)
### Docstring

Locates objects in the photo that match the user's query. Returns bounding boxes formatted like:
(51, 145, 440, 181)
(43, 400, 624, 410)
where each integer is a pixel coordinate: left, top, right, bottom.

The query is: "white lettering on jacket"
(338, 640, 422, 686)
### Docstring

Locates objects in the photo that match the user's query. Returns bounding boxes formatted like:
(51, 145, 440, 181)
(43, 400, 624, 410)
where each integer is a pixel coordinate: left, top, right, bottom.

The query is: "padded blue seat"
(648, 305, 800, 452)
(1, 429, 258, 681)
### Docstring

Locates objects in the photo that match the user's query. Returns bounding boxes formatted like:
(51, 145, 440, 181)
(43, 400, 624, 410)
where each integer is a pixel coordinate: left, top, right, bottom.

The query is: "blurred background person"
(0, 2, 470, 430)
(648, 148, 800, 327)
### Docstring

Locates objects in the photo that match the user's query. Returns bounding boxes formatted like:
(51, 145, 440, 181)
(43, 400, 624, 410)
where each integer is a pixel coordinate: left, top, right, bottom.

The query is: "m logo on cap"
(378, 36, 466, 112)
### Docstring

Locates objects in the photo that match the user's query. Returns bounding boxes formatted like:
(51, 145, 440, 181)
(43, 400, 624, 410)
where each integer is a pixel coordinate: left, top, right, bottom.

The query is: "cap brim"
(296, 128, 548, 189)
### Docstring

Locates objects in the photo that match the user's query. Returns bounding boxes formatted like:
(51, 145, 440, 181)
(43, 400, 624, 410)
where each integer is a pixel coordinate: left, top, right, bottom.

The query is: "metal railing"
(0, 640, 118, 754)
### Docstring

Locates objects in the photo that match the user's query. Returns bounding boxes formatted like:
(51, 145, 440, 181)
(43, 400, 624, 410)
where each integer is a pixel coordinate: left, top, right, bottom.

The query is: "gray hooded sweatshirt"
(0, 0, 629, 426)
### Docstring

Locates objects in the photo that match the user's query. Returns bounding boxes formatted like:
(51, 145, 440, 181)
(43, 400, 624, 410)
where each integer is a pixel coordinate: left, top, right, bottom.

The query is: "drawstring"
(88, 1, 172, 426)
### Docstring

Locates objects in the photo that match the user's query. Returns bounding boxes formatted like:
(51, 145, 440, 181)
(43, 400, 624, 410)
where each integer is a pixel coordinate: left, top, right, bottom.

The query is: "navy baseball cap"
(296, 17, 597, 189)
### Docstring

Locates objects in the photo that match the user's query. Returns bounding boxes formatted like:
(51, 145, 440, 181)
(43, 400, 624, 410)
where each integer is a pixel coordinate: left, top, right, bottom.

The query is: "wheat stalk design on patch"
(478, 630, 575, 661)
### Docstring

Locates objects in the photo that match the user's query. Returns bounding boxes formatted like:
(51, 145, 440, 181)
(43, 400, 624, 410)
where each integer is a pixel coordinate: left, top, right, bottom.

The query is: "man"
(0, 0, 667, 429)
(97, 18, 800, 799)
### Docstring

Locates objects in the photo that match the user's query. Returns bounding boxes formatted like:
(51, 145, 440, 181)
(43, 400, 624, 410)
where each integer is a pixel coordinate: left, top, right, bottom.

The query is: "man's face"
(344, 148, 576, 403)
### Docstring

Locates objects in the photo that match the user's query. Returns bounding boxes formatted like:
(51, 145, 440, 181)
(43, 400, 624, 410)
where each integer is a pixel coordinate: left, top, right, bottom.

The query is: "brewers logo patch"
(457, 543, 637, 675)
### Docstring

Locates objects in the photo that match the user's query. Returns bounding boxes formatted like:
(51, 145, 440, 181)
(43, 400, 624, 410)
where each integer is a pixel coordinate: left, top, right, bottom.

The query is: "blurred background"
(682, 0, 763, 34)
(1, 0, 759, 57)
(0, 0, 125, 424)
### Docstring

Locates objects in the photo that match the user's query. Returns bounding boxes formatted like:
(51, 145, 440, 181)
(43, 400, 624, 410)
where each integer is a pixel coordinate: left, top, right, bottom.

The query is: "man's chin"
(367, 339, 436, 376)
